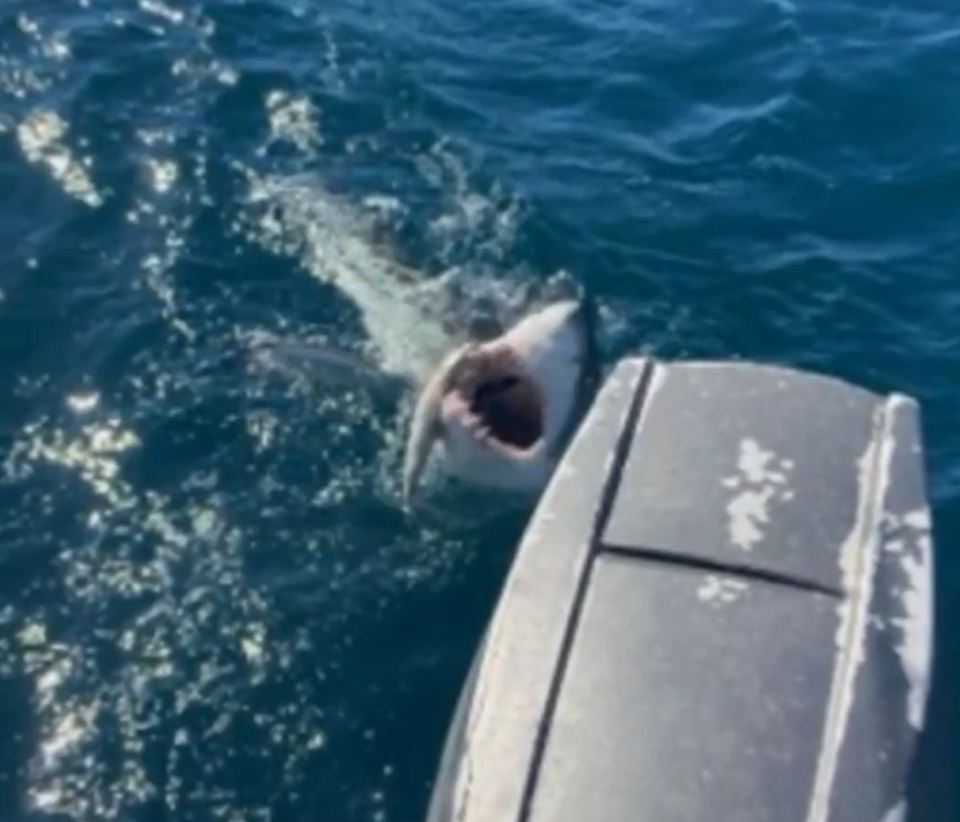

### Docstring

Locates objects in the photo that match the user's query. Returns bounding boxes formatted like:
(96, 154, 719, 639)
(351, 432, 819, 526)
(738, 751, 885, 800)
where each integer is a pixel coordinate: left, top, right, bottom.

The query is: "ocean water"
(0, 0, 957, 819)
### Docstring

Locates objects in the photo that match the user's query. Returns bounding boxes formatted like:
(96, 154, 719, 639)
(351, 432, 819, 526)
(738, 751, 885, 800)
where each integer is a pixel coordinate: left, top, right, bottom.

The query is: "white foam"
(40, 700, 97, 767)
(66, 391, 99, 414)
(17, 14, 71, 61)
(143, 250, 195, 341)
(420, 141, 520, 263)
(362, 195, 404, 217)
(139, 0, 185, 25)
(18, 619, 47, 646)
(17, 110, 103, 207)
(147, 158, 178, 193)
(265, 90, 321, 153)
(11, 418, 140, 508)
(240, 623, 266, 664)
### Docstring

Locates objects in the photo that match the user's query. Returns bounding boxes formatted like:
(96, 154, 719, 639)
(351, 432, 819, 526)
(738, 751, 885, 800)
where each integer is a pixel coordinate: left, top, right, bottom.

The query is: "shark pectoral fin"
(401, 367, 448, 506)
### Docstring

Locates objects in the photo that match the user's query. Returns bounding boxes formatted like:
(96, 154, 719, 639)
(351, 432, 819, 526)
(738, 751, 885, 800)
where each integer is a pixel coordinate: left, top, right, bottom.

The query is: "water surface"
(0, 0, 957, 819)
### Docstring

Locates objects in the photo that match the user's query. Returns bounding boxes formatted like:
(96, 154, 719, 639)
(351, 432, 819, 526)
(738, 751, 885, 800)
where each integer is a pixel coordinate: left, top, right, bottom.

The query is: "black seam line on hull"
(517, 360, 655, 822)
(599, 543, 845, 598)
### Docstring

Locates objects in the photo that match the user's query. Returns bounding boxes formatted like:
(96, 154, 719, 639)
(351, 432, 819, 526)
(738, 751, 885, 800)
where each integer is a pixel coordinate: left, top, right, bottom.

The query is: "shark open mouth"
(446, 353, 544, 452)
(402, 300, 589, 502)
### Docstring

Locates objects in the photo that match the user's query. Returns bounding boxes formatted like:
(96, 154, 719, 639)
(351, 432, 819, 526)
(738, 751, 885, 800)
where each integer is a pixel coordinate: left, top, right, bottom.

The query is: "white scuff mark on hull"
(697, 575, 748, 606)
(723, 438, 795, 551)
(892, 505, 934, 731)
(903, 507, 931, 531)
(805, 401, 898, 822)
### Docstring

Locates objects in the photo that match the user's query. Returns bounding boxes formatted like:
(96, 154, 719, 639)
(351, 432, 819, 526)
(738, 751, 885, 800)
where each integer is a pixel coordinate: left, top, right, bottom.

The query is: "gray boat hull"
(428, 358, 934, 822)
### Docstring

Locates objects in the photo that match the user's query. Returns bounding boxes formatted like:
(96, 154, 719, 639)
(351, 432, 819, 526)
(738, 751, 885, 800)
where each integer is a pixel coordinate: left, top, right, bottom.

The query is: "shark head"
(402, 300, 597, 504)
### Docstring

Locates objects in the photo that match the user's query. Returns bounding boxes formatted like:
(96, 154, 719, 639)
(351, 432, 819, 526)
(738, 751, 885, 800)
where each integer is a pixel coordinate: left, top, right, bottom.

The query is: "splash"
(265, 90, 322, 153)
(244, 173, 454, 381)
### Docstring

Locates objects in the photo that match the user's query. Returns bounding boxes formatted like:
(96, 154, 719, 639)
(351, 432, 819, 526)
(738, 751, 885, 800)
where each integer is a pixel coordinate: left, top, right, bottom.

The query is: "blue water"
(0, 0, 957, 819)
